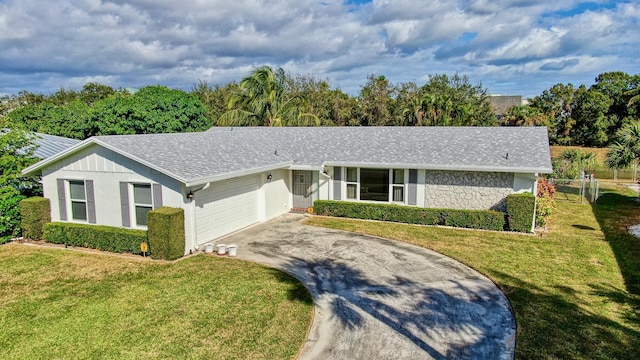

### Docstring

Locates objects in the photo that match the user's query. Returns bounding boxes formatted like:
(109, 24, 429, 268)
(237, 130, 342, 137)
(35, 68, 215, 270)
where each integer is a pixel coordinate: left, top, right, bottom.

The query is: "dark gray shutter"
(152, 183, 163, 208)
(120, 182, 130, 227)
(85, 180, 96, 224)
(333, 167, 342, 200)
(57, 179, 67, 221)
(408, 169, 418, 206)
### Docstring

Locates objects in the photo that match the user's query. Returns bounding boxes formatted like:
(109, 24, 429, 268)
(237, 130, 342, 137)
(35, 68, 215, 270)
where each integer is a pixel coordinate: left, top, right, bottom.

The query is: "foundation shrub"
(19, 197, 51, 240)
(314, 200, 505, 231)
(43, 222, 147, 254)
(442, 209, 506, 231)
(507, 192, 537, 233)
(147, 206, 184, 260)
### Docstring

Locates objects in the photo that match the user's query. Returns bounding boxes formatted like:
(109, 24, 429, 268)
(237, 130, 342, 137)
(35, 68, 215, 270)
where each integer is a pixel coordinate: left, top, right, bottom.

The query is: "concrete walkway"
(218, 214, 516, 360)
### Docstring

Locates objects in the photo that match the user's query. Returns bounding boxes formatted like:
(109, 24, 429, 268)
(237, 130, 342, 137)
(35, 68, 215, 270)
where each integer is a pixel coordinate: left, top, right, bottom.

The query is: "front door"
(293, 170, 313, 208)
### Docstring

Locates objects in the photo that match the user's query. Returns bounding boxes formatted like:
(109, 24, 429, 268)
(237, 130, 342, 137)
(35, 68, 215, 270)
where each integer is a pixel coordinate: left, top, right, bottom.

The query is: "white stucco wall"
(262, 169, 292, 220)
(41, 145, 185, 228)
(513, 173, 537, 195)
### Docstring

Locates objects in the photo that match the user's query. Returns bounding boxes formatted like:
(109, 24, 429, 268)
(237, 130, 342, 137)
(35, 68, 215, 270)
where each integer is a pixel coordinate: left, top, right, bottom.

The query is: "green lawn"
(306, 186, 640, 359)
(0, 247, 313, 360)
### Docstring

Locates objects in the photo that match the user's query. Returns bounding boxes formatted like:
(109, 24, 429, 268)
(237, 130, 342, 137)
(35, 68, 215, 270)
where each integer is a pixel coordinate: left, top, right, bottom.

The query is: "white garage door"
(195, 176, 259, 245)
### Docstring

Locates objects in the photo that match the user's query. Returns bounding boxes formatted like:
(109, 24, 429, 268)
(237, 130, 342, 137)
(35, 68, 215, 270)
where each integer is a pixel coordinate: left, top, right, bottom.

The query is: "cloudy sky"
(1, 0, 638, 98)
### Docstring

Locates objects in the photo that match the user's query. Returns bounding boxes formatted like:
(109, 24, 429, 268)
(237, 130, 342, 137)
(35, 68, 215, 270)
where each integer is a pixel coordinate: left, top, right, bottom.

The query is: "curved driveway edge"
(220, 214, 516, 360)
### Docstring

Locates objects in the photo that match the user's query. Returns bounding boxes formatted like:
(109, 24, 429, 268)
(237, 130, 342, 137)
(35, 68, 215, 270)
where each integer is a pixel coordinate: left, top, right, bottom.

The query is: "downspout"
(320, 163, 332, 201)
(187, 182, 211, 252)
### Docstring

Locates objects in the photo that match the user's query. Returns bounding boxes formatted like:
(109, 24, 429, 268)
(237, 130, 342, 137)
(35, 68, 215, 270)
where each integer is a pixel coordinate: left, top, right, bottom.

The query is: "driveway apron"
(220, 214, 516, 360)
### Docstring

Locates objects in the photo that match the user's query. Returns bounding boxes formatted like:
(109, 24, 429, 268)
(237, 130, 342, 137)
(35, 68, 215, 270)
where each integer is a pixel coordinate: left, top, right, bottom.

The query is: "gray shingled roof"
(24, 127, 552, 186)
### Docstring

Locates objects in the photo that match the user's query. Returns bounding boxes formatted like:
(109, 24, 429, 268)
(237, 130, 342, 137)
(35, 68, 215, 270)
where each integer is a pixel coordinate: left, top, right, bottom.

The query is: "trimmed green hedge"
(19, 197, 51, 240)
(507, 192, 536, 233)
(314, 200, 505, 231)
(43, 222, 147, 254)
(147, 207, 184, 260)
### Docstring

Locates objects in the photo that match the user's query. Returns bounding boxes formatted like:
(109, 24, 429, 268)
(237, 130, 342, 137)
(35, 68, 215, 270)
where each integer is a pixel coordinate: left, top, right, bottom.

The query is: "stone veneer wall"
(424, 171, 514, 211)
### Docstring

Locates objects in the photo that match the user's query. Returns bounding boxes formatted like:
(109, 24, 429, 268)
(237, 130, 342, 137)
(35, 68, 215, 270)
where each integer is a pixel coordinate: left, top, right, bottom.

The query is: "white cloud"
(0, 0, 637, 99)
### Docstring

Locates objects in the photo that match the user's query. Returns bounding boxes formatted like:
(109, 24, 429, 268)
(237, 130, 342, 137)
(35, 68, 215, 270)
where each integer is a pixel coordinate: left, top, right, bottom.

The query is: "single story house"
(22, 126, 552, 255)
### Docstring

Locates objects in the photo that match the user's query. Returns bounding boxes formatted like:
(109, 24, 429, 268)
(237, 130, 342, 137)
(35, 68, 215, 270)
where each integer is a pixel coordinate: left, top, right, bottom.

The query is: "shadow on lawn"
(591, 192, 640, 295)
(265, 268, 314, 305)
(491, 270, 640, 359)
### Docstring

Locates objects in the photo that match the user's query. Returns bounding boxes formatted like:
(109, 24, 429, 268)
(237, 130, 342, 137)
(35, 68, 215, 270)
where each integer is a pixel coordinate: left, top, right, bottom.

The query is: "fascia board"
(21, 139, 96, 176)
(184, 162, 293, 187)
(323, 161, 552, 174)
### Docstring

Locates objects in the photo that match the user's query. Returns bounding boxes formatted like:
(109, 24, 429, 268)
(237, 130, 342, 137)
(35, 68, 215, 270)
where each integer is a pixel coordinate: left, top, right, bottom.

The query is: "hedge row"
(506, 193, 536, 233)
(313, 200, 505, 231)
(19, 197, 51, 240)
(147, 206, 185, 260)
(43, 222, 148, 254)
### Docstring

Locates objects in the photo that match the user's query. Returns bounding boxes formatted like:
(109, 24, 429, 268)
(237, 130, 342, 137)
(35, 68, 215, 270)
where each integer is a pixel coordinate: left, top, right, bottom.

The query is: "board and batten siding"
(41, 144, 184, 230)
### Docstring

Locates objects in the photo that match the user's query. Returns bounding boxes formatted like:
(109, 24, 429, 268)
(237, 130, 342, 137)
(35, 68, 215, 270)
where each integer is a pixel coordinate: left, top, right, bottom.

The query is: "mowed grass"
(306, 186, 640, 359)
(550, 145, 610, 163)
(0, 247, 313, 360)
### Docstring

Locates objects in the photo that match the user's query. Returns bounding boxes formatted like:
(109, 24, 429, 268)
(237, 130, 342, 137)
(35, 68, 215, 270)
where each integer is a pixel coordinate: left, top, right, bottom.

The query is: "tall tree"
(419, 74, 495, 126)
(357, 75, 396, 126)
(191, 80, 240, 125)
(219, 66, 318, 126)
(502, 105, 550, 127)
(286, 74, 335, 125)
(90, 86, 210, 135)
(79, 82, 117, 106)
(571, 87, 615, 147)
(529, 83, 577, 145)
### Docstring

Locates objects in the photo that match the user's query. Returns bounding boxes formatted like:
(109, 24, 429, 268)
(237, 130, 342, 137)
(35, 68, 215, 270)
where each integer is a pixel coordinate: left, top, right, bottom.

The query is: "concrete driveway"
(218, 214, 516, 360)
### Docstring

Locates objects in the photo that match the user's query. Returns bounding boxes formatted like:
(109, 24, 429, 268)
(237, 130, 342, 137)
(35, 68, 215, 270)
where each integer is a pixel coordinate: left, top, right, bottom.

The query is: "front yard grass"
(0, 247, 313, 360)
(306, 186, 640, 359)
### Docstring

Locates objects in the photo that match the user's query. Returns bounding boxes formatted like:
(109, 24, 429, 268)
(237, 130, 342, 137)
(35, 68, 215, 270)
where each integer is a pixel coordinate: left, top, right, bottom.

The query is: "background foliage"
(0, 129, 39, 242)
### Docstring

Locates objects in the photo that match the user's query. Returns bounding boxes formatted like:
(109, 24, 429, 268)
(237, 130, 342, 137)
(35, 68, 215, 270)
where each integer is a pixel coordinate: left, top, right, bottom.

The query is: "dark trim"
(85, 180, 96, 224)
(119, 182, 130, 227)
(57, 179, 67, 221)
(408, 169, 418, 206)
(333, 166, 342, 200)
(152, 183, 163, 208)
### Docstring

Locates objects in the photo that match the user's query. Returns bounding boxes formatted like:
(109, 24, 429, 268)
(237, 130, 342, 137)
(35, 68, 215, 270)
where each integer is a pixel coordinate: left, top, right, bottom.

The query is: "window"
(133, 184, 153, 226)
(68, 180, 87, 221)
(392, 169, 404, 202)
(346, 167, 358, 200)
(341, 168, 408, 203)
(360, 168, 389, 201)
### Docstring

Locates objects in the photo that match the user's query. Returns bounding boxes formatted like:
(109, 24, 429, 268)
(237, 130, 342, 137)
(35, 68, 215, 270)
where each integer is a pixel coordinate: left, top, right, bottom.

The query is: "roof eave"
(184, 161, 293, 187)
(21, 139, 96, 176)
(21, 138, 191, 184)
(323, 161, 552, 174)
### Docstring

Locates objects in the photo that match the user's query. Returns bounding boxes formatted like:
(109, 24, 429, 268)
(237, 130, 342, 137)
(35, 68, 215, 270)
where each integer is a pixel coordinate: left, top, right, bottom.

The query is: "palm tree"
(218, 66, 318, 126)
(626, 87, 640, 107)
(605, 120, 640, 169)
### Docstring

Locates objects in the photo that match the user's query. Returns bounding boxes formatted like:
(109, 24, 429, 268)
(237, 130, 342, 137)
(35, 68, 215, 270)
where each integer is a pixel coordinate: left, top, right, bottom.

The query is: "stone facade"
(424, 171, 514, 211)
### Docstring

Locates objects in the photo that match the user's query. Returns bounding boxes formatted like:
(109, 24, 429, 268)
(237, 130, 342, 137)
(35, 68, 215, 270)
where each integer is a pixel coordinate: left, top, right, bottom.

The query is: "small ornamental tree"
(535, 179, 556, 228)
(0, 129, 40, 242)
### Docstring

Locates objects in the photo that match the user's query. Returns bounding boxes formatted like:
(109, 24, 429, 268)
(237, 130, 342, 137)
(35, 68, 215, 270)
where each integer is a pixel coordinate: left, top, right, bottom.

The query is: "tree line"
(1, 68, 638, 149)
